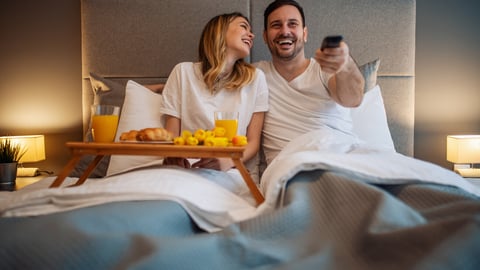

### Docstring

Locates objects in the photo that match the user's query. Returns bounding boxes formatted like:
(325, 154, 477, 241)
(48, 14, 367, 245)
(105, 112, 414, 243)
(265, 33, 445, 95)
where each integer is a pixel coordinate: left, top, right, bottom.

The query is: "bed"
(1, 0, 480, 269)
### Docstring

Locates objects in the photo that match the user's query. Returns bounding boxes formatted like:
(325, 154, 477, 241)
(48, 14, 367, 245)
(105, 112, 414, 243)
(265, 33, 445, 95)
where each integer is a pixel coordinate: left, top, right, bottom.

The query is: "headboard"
(81, 0, 415, 156)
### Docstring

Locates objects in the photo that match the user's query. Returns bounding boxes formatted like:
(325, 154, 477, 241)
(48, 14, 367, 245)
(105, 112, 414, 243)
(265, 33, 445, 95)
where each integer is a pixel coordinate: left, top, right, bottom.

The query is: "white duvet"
(1, 127, 479, 232)
(258, 127, 480, 212)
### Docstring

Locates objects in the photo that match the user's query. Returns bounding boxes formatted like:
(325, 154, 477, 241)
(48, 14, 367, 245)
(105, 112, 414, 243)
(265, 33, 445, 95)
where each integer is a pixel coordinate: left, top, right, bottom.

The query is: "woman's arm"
(163, 115, 191, 168)
(241, 111, 264, 163)
(164, 115, 181, 137)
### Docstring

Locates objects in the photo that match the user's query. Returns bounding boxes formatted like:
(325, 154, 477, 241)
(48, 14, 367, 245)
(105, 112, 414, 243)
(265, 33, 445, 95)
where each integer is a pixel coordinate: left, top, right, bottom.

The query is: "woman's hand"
(191, 158, 234, 171)
(163, 157, 191, 168)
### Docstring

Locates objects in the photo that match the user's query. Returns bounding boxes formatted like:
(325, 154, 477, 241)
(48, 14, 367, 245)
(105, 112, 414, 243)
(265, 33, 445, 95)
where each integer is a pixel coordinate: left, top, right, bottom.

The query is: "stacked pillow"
(69, 74, 126, 178)
(69, 74, 164, 178)
(106, 80, 166, 176)
(351, 59, 395, 151)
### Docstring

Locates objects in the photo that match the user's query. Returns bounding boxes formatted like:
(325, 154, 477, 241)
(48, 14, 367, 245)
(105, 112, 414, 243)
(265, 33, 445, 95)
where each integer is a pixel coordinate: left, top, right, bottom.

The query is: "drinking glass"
(214, 111, 238, 141)
(91, 105, 120, 142)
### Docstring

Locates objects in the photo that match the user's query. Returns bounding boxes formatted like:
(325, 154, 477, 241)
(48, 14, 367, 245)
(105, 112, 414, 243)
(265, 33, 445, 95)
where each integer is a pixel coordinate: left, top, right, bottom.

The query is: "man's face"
(263, 5, 307, 61)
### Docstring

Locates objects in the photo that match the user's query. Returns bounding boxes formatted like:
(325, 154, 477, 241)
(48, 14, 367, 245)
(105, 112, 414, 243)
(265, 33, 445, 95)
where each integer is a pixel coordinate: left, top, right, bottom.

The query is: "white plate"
(119, 140, 174, 144)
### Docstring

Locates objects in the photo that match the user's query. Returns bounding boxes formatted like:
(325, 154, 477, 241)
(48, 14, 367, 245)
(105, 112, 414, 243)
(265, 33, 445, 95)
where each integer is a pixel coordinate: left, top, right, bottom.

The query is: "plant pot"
(0, 162, 17, 186)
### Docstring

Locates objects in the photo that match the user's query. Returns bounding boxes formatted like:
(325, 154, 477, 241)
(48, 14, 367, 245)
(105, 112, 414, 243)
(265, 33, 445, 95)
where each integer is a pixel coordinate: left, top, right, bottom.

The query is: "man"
(256, 0, 365, 164)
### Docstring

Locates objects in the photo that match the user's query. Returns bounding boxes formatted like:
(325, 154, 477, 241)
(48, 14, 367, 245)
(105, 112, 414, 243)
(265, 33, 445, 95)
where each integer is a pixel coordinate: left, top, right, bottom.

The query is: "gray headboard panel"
(81, 0, 415, 156)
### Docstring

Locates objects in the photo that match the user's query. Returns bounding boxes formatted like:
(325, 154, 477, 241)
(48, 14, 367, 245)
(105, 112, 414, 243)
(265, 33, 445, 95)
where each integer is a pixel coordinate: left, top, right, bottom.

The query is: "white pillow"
(106, 80, 165, 176)
(351, 85, 395, 151)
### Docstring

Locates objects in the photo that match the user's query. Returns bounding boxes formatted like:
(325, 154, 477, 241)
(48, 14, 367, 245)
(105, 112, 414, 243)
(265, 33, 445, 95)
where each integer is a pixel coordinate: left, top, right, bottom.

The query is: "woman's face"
(225, 16, 254, 61)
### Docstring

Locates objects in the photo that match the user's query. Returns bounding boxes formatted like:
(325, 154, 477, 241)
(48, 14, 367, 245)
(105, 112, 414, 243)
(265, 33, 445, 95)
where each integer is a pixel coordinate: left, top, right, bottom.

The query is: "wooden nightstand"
(16, 176, 46, 189)
(0, 174, 51, 192)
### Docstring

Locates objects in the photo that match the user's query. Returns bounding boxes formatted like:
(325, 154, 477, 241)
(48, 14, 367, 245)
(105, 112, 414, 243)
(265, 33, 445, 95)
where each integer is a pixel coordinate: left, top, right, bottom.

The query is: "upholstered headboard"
(81, 0, 415, 156)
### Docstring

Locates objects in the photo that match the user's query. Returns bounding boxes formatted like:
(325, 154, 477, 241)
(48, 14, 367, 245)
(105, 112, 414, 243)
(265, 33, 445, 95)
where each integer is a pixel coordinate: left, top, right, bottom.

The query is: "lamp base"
(17, 167, 40, 177)
(455, 168, 480, 178)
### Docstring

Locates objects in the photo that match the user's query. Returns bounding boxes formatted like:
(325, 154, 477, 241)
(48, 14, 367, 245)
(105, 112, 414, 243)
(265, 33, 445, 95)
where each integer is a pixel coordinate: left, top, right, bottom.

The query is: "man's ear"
(263, 30, 268, 44)
(304, 26, 308, 43)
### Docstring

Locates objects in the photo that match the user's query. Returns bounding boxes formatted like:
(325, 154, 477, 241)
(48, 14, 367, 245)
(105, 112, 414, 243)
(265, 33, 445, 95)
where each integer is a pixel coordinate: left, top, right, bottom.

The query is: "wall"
(415, 0, 480, 169)
(0, 0, 82, 173)
(0, 0, 479, 173)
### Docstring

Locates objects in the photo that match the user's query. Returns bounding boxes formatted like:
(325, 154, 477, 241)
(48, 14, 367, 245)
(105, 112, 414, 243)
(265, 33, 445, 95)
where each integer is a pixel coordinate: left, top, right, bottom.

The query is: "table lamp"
(0, 135, 46, 176)
(446, 135, 480, 177)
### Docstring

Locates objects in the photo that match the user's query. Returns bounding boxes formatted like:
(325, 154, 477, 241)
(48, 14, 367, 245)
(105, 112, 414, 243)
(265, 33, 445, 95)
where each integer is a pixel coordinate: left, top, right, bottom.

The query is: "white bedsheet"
(258, 128, 480, 212)
(0, 167, 258, 232)
(1, 128, 479, 232)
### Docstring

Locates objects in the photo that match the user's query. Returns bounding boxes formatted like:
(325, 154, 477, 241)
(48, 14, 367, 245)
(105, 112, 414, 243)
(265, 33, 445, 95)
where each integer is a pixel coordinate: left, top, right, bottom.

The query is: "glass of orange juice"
(214, 111, 239, 142)
(91, 105, 120, 143)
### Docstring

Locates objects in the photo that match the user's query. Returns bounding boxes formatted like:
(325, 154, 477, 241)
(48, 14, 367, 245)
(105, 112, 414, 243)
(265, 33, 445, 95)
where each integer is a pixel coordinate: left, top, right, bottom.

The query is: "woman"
(159, 12, 269, 172)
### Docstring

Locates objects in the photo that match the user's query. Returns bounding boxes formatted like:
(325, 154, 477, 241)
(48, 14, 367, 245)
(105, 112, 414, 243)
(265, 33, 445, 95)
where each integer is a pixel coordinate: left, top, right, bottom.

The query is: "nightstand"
(0, 176, 46, 191)
(16, 176, 47, 189)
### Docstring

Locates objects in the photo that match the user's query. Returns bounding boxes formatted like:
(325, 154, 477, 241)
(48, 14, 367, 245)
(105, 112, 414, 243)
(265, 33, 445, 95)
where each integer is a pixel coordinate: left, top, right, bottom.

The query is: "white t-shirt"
(160, 62, 269, 136)
(256, 59, 353, 164)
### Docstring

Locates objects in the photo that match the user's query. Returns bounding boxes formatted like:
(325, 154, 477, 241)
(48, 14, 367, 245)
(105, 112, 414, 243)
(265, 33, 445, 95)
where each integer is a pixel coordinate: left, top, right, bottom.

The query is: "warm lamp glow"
(0, 135, 46, 163)
(447, 135, 480, 163)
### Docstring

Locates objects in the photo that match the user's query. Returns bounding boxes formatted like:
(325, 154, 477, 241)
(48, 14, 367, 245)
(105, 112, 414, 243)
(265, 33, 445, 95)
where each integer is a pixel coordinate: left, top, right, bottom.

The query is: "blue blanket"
(1, 170, 479, 270)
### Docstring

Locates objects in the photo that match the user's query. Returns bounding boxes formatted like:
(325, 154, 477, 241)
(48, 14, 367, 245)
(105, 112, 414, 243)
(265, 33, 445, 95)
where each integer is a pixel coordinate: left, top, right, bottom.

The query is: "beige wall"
(0, 0, 82, 173)
(0, 0, 479, 173)
(415, 0, 480, 169)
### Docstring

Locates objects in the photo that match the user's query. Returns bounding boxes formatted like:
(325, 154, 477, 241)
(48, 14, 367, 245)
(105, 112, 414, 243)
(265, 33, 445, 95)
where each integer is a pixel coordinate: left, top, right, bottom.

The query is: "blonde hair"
(198, 12, 256, 92)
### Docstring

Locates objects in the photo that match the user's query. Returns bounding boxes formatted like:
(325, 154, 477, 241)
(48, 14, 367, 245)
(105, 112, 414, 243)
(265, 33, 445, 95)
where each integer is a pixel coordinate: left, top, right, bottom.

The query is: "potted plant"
(0, 139, 26, 186)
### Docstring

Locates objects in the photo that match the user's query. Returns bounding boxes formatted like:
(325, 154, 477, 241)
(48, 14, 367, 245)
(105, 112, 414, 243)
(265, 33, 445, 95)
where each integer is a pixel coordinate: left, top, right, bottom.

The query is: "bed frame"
(81, 0, 415, 156)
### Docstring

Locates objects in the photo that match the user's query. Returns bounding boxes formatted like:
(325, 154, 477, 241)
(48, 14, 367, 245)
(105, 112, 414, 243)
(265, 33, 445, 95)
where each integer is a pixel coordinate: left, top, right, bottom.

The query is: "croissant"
(136, 128, 173, 141)
(119, 130, 139, 141)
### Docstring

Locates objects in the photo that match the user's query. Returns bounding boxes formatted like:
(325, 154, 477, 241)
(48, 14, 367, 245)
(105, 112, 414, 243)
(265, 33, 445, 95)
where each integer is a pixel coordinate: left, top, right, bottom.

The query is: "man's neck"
(272, 54, 310, 82)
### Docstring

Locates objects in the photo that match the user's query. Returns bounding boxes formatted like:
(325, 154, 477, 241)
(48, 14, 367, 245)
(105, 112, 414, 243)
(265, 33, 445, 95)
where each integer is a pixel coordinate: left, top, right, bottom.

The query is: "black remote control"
(321, 35, 343, 49)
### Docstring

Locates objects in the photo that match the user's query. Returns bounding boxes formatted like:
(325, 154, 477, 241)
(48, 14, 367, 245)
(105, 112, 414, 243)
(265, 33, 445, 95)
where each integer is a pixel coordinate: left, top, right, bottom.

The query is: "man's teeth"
(278, 40, 293, 45)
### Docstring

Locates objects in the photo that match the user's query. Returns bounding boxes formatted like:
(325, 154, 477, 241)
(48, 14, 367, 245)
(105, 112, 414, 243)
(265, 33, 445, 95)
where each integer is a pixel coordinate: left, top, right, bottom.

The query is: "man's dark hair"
(263, 0, 306, 30)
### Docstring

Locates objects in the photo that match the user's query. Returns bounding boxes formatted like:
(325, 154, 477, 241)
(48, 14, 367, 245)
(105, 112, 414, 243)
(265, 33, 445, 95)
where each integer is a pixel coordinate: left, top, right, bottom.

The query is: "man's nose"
(279, 24, 291, 35)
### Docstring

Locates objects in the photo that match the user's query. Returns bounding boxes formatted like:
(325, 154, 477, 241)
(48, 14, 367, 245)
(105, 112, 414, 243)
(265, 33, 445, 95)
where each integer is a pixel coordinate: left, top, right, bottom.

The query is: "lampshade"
(446, 135, 480, 164)
(0, 135, 46, 163)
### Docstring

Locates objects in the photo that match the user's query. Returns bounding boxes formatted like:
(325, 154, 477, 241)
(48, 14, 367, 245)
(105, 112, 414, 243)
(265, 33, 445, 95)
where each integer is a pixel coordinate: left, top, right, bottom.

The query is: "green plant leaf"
(0, 139, 27, 163)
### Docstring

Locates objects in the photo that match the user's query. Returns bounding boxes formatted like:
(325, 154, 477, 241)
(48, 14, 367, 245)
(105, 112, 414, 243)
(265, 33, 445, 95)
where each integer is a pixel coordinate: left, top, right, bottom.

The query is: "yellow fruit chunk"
(173, 136, 185, 145)
(232, 135, 248, 146)
(204, 137, 214, 146)
(204, 130, 214, 139)
(182, 130, 192, 140)
(194, 129, 206, 142)
(204, 137, 228, 147)
(212, 127, 226, 137)
(186, 136, 199, 146)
